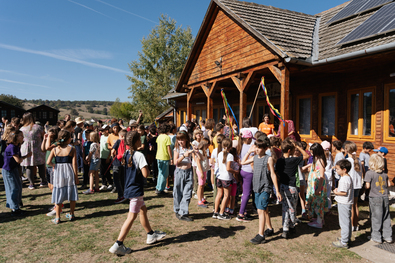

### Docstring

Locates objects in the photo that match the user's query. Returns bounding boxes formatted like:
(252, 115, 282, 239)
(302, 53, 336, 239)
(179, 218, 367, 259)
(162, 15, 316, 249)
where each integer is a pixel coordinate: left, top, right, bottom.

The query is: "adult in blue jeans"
(155, 124, 173, 194)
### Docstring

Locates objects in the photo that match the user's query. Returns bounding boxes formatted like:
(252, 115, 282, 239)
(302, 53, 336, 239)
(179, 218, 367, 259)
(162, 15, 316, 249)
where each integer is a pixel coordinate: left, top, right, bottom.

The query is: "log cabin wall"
(187, 9, 276, 86)
(290, 57, 395, 180)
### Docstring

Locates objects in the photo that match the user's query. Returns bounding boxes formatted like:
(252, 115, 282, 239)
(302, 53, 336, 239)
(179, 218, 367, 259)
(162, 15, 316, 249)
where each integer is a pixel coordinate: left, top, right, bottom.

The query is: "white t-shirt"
(132, 151, 148, 170)
(211, 148, 218, 172)
(333, 152, 345, 179)
(217, 151, 234, 181)
(347, 156, 362, 189)
(335, 175, 354, 205)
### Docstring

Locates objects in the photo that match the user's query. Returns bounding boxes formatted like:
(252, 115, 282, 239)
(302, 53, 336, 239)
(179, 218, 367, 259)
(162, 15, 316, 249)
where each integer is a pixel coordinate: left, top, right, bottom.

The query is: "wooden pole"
(280, 66, 290, 140)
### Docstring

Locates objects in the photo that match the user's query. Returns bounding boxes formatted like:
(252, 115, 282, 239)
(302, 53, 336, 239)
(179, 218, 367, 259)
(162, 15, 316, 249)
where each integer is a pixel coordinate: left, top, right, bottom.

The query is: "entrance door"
(256, 99, 280, 133)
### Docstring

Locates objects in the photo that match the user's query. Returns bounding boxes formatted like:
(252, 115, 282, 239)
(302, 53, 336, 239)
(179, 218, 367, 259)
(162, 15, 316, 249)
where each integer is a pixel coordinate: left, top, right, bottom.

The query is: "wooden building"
(0, 101, 26, 121)
(167, 0, 395, 180)
(27, 105, 59, 125)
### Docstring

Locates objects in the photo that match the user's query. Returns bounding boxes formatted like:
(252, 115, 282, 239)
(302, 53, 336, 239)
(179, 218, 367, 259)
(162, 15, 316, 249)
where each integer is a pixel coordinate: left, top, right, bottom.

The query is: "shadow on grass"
(132, 225, 246, 253)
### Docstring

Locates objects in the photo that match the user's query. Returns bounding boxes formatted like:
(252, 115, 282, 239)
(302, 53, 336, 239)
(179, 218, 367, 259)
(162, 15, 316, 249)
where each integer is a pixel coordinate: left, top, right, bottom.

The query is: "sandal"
(51, 218, 60, 224)
(65, 213, 75, 221)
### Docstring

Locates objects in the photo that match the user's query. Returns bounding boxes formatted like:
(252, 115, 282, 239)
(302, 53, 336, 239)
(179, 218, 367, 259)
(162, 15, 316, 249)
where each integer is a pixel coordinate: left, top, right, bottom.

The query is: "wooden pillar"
(280, 66, 290, 140)
(207, 97, 213, 119)
(202, 81, 217, 120)
(239, 91, 247, 128)
(187, 86, 195, 121)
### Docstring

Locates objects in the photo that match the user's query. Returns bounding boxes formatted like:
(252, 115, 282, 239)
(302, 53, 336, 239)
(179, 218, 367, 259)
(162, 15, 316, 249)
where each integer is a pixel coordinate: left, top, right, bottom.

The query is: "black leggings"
(25, 164, 46, 186)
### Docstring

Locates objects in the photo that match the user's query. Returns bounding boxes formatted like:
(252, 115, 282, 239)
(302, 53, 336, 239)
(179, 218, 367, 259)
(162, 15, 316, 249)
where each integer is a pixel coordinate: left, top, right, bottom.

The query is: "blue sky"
(0, 0, 347, 102)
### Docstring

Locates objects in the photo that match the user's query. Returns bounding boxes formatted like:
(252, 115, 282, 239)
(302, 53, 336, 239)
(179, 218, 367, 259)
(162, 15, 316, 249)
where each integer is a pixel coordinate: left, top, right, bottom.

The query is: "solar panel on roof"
(337, 2, 395, 44)
(327, 0, 394, 25)
(327, 0, 369, 24)
(357, 0, 393, 13)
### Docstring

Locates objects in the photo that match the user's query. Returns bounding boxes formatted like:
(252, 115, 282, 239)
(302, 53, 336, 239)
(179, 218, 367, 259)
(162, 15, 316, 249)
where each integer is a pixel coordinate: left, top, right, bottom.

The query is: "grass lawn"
(1, 172, 391, 262)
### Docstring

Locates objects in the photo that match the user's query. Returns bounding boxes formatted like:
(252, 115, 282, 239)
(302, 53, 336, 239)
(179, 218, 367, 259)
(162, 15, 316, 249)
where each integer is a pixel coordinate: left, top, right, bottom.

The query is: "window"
(49, 112, 53, 119)
(213, 109, 218, 123)
(384, 83, 395, 141)
(347, 88, 375, 139)
(1, 110, 6, 118)
(319, 93, 337, 137)
(33, 112, 36, 119)
(42, 111, 47, 119)
(10, 110, 15, 118)
(296, 96, 312, 136)
(195, 110, 200, 121)
(201, 110, 206, 121)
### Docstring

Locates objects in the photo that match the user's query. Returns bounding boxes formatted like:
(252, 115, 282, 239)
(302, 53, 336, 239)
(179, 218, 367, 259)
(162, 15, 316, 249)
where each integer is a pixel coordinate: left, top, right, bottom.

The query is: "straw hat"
(75, 117, 84, 125)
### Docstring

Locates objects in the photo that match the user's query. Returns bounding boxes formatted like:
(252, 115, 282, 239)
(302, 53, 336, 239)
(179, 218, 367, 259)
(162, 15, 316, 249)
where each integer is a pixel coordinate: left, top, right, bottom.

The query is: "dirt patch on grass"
(0, 174, 387, 262)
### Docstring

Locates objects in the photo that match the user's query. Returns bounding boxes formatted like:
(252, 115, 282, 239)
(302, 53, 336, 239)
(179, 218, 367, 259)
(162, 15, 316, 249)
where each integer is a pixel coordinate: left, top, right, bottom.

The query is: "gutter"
(285, 41, 395, 66)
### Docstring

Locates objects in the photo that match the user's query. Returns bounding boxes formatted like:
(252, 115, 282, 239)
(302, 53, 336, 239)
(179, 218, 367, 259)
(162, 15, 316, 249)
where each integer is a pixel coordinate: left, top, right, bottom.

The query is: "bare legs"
(117, 206, 152, 242)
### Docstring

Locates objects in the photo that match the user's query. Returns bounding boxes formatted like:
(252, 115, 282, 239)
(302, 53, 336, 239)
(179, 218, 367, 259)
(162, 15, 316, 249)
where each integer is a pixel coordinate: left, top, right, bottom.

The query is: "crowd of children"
(1, 113, 394, 256)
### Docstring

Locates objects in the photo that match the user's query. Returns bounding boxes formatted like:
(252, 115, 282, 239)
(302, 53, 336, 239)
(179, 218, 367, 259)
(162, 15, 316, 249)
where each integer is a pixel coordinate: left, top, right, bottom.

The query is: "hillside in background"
(23, 100, 114, 120)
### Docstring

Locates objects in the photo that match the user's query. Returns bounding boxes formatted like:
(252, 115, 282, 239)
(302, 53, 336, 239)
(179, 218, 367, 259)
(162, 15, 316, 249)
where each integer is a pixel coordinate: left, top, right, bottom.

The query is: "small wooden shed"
(27, 105, 60, 125)
(0, 101, 26, 121)
(168, 0, 395, 180)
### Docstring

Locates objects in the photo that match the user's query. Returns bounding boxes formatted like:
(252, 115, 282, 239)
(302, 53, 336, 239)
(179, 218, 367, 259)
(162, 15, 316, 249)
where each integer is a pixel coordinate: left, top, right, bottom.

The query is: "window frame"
(383, 83, 395, 142)
(347, 87, 376, 140)
(318, 92, 338, 139)
(296, 95, 313, 138)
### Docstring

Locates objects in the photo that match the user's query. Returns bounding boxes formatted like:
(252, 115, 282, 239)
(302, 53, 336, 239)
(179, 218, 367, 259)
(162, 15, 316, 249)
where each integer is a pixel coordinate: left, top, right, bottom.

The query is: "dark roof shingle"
(219, 0, 317, 58)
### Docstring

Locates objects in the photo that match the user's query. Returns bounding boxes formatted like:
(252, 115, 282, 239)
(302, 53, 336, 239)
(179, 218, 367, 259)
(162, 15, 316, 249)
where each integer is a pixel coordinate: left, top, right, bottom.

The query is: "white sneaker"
(107, 185, 113, 191)
(146, 230, 166, 244)
(193, 194, 198, 200)
(99, 185, 108, 191)
(109, 242, 132, 255)
(46, 209, 57, 216)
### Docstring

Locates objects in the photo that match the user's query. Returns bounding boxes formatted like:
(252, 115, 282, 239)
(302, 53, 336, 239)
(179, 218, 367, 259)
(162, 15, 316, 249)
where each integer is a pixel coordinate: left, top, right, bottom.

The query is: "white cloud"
(0, 78, 51, 88)
(0, 69, 65, 82)
(0, 43, 129, 74)
(67, 0, 116, 20)
(48, 49, 113, 60)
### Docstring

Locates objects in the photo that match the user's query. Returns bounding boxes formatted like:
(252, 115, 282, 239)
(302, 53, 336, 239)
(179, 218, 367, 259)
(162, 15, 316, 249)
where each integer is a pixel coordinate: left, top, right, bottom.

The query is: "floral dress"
(306, 162, 329, 219)
(20, 124, 46, 166)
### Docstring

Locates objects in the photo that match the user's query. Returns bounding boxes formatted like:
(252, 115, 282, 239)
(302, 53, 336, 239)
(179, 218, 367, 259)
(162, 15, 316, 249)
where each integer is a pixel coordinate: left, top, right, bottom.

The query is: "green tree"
(70, 108, 79, 116)
(87, 106, 94, 113)
(0, 94, 24, 108)
(102, 107, 108, 115)
(127, 14, 193, 121)
(110, 98, 134, 120)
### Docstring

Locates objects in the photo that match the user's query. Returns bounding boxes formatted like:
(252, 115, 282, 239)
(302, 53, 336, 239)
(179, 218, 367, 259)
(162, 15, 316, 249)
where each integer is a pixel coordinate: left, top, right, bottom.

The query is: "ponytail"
(216, 134, 225, 153)
(343, 141, 360, 173)
(221, 138, 232, 164)
(352, 153, 361, 173)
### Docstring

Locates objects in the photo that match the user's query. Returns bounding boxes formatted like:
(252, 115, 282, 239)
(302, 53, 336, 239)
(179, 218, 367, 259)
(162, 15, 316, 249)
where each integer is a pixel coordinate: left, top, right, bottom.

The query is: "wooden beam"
(237, 72, 247, 79)
(269, 65, 282, 83)
(280, 66, 290, 140)
(239, 91, 247, 128)
(201, 84, 210, 98)
(231, 76, 242, 92)
(208, 81, 217, 97)
(242, 71, 256, 92)
(187, 86, 195, 121)
(207, 97, 213, 119)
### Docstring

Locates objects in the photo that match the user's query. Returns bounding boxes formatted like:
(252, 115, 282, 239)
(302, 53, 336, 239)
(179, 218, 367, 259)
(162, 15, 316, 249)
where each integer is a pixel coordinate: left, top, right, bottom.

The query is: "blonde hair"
(343, 141, 360, 173)
(197, 140, 208, 157)
(193, 129, 203, 140)
(221, 138, 232, 164)
(90, 131, 100, 143)
(369, 154, 384, 173)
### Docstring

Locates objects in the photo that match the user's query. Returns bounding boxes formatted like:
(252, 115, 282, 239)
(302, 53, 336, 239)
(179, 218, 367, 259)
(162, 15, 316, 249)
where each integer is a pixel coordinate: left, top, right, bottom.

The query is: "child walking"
(306, 143, 329, 229)
(365, 154, 393, 244)
(241, 138, 282, 244)
(332, 159, 354, 248)
(84, 131, 101, 194)
(2, 128, 32, 216)
(47, 130, 79, 224)
(276, 138, 309, 237)
(109, 131, 166, 256)
(213, 138, 239, 220)
(173, 131, 195, 221)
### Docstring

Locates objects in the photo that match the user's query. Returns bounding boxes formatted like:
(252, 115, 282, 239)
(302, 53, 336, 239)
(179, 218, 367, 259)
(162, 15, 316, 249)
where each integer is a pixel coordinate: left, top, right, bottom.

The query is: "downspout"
(285, 41, 395, 66)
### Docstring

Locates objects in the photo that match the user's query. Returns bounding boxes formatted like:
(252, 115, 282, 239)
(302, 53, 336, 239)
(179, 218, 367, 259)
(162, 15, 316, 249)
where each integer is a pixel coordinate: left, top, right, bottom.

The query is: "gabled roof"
(218, 0, 317, 58)
(0, 100, 26, 111)
(27, 104, 60, 112)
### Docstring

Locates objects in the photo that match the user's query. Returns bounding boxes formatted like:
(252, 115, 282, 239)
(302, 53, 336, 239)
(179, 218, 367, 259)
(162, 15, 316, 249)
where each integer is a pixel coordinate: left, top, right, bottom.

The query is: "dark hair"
(169, 123, 176, 133)
(22, 112, 35, 128)
(57, 130, 71, 147)
(149, 126, 157, 136)
(332, 140, 342, 151)
(300, 141, 307, 150)
(6, 128, 21, 145)
(343, 141, 360, 172)
(122, 131, 141, 168)
(270, 136, 281, 148)
(255, 138, 270, 149)
(158, 123, 168, 134)
(262, 113, 270, 121)
(310, 142, 327, 168)
(336, 159, 352, 173)
(175, 131, 191, 149)
(48, 127, 60, 143)
(215, 123, 224, 132)
(64, 121, 76, 130)
(242, 117, 251, 128)
(362, 141, 374, 150)
(119, 129, 127, 138)
(281, 138, 295, 153)
(254, 131, 265, 139)
(205, 119, 215, 130)
(11, 117, 20, 126)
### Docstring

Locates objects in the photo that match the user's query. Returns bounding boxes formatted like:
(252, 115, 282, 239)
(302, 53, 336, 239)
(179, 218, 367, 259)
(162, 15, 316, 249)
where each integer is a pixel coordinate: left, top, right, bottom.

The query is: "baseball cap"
(373, 146, 388, 155)
(241, 130, 253, 139)
(321, 140, 331, 151)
